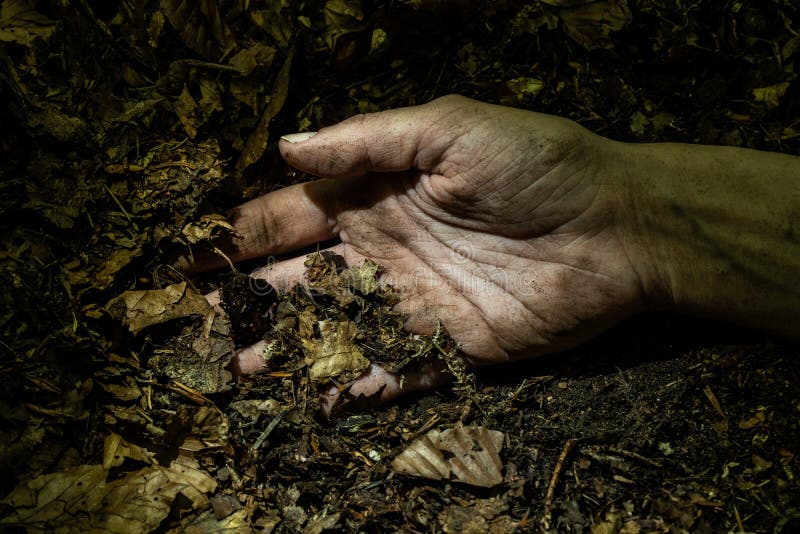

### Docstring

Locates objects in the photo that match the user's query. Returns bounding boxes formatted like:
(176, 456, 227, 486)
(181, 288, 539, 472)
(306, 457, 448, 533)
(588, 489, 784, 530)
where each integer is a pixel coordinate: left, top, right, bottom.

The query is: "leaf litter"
(1, 0, 800, 532)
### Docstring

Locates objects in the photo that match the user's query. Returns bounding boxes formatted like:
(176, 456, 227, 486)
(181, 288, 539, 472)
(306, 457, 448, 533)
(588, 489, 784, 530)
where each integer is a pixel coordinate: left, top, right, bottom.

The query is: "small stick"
(603, 446, 663, 468)
(543, 437, 579, 529)
(253, 407, 287, 451)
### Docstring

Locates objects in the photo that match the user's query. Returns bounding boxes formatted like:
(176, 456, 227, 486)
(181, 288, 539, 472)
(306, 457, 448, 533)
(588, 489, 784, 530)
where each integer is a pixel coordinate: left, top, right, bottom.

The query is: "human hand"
(199, 95, 653, 412)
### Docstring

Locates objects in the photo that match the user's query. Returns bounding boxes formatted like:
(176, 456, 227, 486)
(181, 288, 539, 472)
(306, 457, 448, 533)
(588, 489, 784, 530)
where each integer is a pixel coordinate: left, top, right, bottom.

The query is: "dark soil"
(1, 0, 798, 532)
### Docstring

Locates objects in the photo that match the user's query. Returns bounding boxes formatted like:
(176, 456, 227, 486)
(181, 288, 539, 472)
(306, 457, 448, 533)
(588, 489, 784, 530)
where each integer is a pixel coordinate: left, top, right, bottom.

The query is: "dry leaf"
(547, 0, 631, 50)
(182, 213, 234, 244)
(752, 82, 790, 110)
(161, 0, 234, 61)
(0, 462, 216, 532)
(107, 282, 212, 334)
(0, 0, 56, 46)
(391, 425, 505, 487)
(303, 319, 370, 382)
(236, 48, 294, 173)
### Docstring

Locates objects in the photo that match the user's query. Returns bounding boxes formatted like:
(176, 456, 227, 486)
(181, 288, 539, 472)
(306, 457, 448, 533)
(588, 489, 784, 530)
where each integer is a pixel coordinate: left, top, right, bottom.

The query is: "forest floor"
(1, 0, 799, 532)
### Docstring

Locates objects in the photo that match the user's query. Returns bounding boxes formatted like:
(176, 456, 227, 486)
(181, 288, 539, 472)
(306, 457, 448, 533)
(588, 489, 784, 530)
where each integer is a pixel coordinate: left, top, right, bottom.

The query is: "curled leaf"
(303, 319, 370, 383)
(106, 282, 212, 335)
(391, 425, 505, 487)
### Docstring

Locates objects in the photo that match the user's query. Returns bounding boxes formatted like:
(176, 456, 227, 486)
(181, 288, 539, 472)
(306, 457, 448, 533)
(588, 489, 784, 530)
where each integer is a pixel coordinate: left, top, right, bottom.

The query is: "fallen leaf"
(236, 48, 294, 173)
(0, 462, 216, 532)
(303, 319, 371, 383)
(107, 282, 212, 334)
(0, 0, 56, 46)
(752, 82, 790, 110)
(182, 213, 235, 244)
(391, 425, 505, 487)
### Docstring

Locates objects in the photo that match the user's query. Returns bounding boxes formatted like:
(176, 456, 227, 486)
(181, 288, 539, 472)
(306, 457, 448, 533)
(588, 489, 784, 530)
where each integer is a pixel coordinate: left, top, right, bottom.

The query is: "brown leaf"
(228, 41, 277, 77)
(391, 425, 505, 487)
(235, 48, 294, 173)
(0, 0, 56, 46)
(303, 319, 371, 383)
(0, 462, 216, 532)
(549, 0, 631, 50)
(107, 282, 212, 334)
(160, 0, 234, 61)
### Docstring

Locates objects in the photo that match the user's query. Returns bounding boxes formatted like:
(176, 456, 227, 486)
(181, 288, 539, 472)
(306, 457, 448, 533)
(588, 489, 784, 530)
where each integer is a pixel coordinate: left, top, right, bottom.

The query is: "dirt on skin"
(1, 0, 799, 532)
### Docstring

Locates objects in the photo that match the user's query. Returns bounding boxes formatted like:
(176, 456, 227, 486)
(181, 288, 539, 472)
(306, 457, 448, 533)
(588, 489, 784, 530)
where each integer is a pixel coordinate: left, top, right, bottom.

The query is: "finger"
(279, 94, 471, 179)
(230, 340, 269, 375)
(177, 180, 341, 273)
(205, 244, 346, 311)
(208, 245, 347, 376)
(319, 360, 452, 419)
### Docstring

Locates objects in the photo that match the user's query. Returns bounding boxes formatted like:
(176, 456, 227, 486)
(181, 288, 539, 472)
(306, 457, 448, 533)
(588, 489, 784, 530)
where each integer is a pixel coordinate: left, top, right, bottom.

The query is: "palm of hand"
(198, 96, 647, 405)
(313, 98, 645, 365)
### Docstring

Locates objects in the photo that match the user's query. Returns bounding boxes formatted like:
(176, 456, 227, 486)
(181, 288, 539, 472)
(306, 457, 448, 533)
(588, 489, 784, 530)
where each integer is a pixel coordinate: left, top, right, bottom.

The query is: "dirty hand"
(202, 95, 651, 410)
(201, 94, 800, 412)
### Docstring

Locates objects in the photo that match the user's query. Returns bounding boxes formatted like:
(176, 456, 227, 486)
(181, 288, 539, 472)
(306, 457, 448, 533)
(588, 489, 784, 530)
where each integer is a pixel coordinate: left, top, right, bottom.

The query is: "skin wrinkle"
(403, 175, 622, 293)
(344, 209, 507, 359)
(392, 212, 550, 355)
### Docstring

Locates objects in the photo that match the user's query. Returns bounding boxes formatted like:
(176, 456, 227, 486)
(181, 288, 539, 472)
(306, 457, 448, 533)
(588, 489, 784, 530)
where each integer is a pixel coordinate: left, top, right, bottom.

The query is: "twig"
(604, 446, 663, 468)
(253, 407, 287, 450)
(103, 184, 132, 223)
(213, 246, 237, 272)
(543, 437, 579, 529)
(733, 504, 745, 533)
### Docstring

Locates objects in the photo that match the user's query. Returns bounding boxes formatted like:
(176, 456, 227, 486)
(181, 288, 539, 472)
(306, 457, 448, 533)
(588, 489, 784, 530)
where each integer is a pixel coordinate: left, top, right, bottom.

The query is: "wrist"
(602, 139, 678, 313)
(604, 138, 800, 337)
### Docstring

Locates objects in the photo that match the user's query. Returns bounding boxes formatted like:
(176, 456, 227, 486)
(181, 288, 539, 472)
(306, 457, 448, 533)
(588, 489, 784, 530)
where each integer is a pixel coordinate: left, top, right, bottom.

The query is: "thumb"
(279, 94, 470, 179)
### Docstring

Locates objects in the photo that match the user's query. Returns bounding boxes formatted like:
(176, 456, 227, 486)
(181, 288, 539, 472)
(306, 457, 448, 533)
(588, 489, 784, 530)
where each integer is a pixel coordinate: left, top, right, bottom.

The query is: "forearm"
(614, 141, 800, 337)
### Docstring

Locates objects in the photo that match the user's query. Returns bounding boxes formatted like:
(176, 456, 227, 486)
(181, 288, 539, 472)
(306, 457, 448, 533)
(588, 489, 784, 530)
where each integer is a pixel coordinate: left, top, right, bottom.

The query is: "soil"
(1, 0, 799, 532)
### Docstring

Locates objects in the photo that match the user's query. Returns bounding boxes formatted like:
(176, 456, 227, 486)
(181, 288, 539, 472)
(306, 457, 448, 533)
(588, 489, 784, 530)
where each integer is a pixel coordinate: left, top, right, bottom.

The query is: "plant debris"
(391, 425, 506, 488)
(2, 0, 799, 531)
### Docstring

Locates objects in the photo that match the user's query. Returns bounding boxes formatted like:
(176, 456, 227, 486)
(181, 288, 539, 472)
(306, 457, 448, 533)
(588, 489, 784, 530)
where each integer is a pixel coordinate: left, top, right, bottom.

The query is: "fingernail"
(280, 131, 317, 143)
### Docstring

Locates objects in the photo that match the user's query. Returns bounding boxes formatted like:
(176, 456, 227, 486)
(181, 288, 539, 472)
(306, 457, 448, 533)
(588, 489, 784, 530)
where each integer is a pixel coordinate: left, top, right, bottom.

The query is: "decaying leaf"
(439, 497, 518, 534)
(161, 0, 234, 60)
(752, 82, 790, 110)
(0, 0, 56, 46)
(544, 0, 632, 50)
(107, 282, 212, 335)
(149, 315, 235, 394)
(236, 48, 294, 173)
(391, 425, 505, 487)
(182, 213, 235, 244)
(303, 318, 371, 383)
(0, 461, 216, 532)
